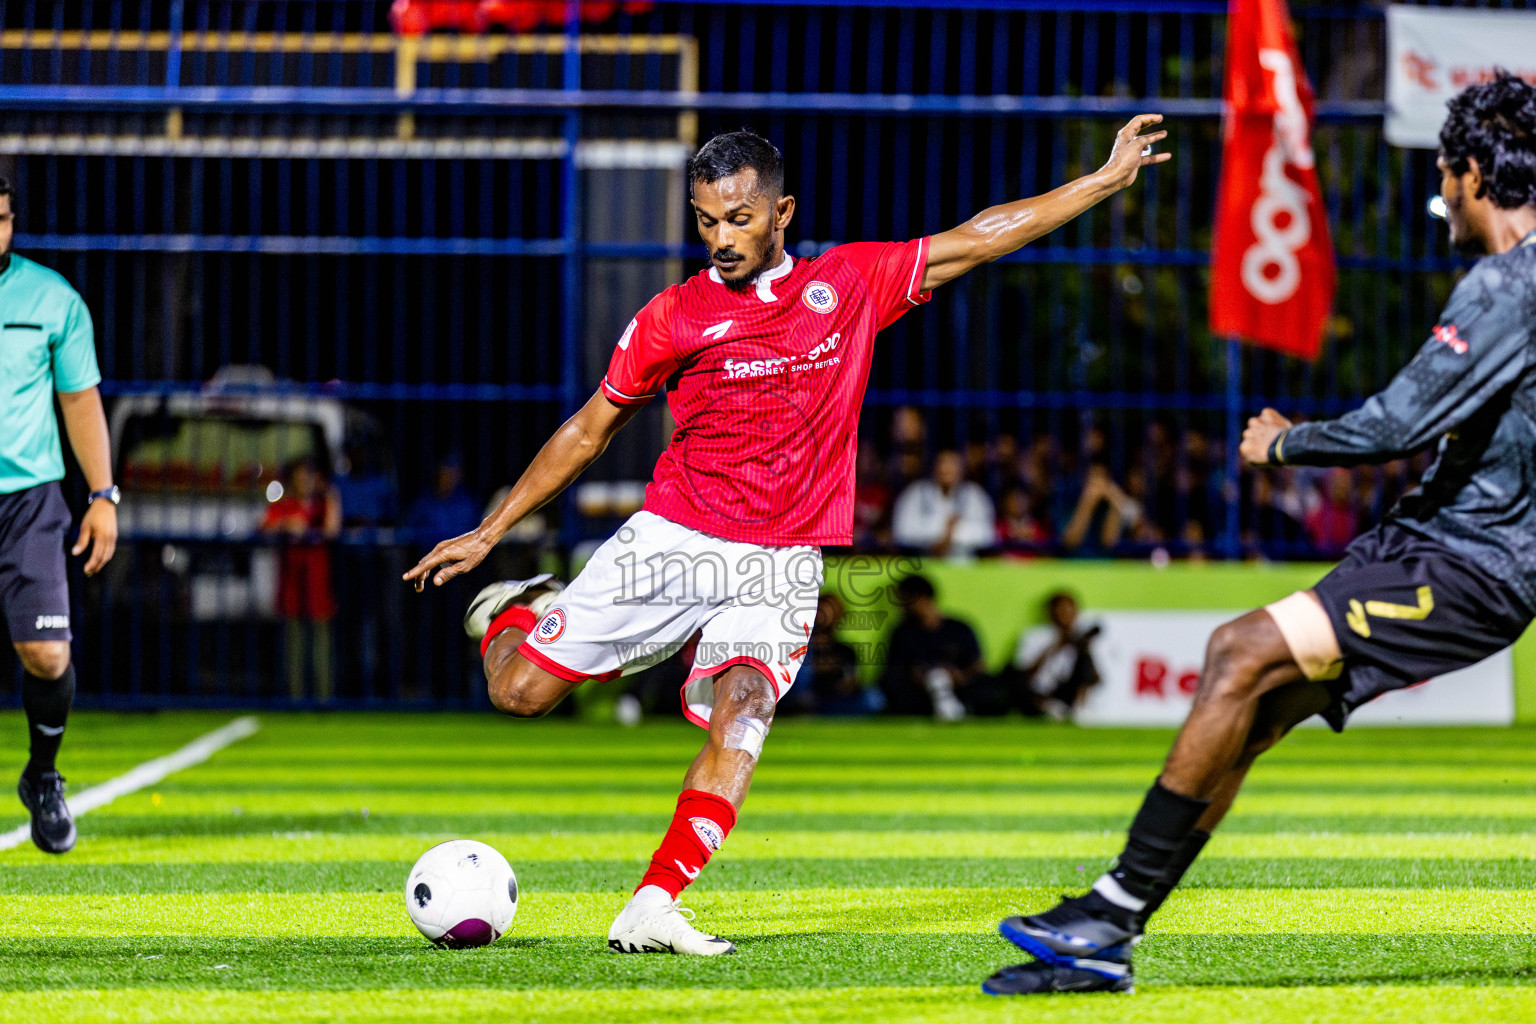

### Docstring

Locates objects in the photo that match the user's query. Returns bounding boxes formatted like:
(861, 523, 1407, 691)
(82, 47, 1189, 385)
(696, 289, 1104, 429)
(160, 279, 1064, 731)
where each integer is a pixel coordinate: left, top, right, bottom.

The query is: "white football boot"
(463, 574, 565, 640)
(607, 885, 736, 955)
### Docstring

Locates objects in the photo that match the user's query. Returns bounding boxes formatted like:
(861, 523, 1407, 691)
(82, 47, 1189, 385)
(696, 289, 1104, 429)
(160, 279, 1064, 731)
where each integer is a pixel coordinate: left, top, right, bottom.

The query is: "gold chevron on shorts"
(1346, 585, 1435, 638)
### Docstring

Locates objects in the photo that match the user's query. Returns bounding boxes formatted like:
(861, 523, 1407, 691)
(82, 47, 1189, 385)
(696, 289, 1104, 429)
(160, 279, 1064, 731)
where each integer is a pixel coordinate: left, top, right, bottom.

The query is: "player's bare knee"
(14, 642, 69, 680)
(715, 665, 776, 723)
(1194, 621, 1266, 706)
(487, 667, 555, 718)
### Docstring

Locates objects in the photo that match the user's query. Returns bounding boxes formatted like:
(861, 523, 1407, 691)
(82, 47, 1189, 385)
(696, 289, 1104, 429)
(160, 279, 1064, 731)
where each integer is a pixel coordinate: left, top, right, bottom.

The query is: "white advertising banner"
(1386, 6, 1536, 149)
(1075, 610, 1514, 727)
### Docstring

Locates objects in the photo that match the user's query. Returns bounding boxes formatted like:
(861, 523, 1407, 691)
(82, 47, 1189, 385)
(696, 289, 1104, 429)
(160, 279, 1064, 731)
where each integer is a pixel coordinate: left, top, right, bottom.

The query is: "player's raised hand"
(404, 529, 493, 591)
(1241, 408, 1294, 466)
(1099, 114, 1171, 191)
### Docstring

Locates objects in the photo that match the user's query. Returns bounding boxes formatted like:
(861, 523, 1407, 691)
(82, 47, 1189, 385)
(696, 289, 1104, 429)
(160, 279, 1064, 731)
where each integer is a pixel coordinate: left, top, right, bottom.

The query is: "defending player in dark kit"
(0, 177, 119, 854)
(406, 118, 1171, 953)
(986, 72, 1536, 995)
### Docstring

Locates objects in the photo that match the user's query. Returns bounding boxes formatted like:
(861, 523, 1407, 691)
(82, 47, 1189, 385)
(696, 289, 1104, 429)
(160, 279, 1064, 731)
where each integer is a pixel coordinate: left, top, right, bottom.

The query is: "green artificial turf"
(1, 713, 1533, 1023)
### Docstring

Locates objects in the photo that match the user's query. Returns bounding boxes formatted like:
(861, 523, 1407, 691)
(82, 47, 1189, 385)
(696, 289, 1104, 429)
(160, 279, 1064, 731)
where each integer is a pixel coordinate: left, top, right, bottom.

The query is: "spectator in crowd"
(798, 592, 882, 716)
(406, 455, 481, 543)
(889, 405, 929, 490)
(1010, 590, 1104, 720)
(1242, 468, 1308, 559)
(1307, 466, 1360, 557)
(1019, 434, 1060, 522)
(880, 574, 987, 721)
(852, 440, 895, 551)
(892, 449, 997, 557)
(332, 438, 397, 528)
(987, 432, 1023, 497)
(261, 457, 342, 702)
(996, 485, 1049, 554)
(1061, 463, 1139, 554)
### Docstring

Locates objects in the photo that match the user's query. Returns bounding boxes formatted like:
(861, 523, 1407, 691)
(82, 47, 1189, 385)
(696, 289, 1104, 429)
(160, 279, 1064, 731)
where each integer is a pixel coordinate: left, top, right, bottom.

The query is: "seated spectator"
(892, 449, 997, 557)
(889, 405, 929, 491)
(333, 438, 397, 528)
(996, 485, 1049, 553)
(1307, 467, 1360, 557)
(406, 455, 482, 544)
(1061, 464, 1139, 554)
(261, 457, 342, 703)
(852, 440, 895, 552)
(1242, 469, 1308, 559)
(879, 574, 986, 721)
(1009, 590, 1103, 720)
(798, 593, 882, 716)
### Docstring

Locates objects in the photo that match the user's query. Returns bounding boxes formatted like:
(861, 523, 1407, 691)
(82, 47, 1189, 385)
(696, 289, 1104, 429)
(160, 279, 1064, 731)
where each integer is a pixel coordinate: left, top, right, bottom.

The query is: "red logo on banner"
(1210, 0, 1336, 360)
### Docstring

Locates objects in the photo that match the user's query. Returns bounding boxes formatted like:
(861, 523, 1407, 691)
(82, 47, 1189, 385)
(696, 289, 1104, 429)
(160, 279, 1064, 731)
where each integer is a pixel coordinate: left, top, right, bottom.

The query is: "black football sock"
(22, 664, 75, 779)
(1138, 829, 1212, 925)
(1090, 781, 1210, 917)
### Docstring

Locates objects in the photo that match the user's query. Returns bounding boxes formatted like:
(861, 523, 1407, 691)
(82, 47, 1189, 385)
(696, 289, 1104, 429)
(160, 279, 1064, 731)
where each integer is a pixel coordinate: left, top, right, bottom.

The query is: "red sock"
(480, 605, 537, 658)
(638, 789, 738, 898)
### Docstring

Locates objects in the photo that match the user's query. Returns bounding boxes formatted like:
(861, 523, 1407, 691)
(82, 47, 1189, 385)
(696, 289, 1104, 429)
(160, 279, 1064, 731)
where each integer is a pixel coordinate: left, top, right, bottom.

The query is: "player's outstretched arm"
(921, 114, 1170, 292)
(1242, 263, 1533, 469)
(403, 390, 641, 590)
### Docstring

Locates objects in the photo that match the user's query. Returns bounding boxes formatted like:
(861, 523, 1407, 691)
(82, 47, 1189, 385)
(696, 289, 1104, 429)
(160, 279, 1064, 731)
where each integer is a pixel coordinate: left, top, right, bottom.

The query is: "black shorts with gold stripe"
(1311, 523, 1531, 730)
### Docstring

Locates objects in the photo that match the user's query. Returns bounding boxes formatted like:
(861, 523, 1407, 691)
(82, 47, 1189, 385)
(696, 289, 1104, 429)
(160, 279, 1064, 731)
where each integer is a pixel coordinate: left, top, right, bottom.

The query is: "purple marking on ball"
(438, 918, 498, 948)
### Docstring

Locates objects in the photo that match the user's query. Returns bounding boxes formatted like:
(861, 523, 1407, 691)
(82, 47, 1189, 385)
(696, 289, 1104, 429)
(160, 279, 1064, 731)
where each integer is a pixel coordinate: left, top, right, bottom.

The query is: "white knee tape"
(723, 715, 769, 760)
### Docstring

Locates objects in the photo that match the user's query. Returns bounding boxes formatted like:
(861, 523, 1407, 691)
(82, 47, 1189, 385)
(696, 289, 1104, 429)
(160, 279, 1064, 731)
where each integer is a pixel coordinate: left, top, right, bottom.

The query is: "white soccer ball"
(404, 839, 518, 947)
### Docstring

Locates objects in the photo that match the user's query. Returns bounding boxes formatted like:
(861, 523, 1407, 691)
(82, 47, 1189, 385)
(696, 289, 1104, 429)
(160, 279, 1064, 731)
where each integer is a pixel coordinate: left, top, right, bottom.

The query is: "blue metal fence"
(0, 0, 1525, 705)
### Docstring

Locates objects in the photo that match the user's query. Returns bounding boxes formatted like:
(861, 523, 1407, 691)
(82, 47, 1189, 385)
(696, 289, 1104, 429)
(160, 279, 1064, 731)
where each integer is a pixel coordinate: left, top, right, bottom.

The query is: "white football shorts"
(516, 511, 822, 728)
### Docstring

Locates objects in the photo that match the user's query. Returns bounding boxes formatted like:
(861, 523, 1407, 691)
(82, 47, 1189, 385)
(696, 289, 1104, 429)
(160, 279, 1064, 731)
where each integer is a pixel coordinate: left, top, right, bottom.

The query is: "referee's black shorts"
(1311, 523, 1531, 730)
(0, 482, 73, 643)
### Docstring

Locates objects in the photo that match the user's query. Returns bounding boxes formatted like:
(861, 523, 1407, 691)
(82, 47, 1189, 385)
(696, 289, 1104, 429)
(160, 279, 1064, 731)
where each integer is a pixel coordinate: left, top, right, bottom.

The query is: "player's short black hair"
(1440, 70, 1536, 209)
(896, 574, 936, 604)
(688, 130, 784, 199)
(0, 176, 16, 209)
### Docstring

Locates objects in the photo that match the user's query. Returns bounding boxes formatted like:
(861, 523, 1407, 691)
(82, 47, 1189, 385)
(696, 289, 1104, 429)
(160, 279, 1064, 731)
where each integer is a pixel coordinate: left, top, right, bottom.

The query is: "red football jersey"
(602, 238, 932, 546)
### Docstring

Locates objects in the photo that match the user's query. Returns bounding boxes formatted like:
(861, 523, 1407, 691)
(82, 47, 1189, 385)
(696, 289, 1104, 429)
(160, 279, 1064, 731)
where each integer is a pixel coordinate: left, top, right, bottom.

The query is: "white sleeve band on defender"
(1264, 591, 1344, 682)
(723, 715, 769, 760)
(1091, 873, 1148, 913)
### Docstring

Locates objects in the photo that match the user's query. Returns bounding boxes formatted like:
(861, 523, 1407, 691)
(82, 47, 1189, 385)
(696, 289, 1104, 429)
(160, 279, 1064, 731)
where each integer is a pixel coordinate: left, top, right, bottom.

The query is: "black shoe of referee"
(18, 770, 76, 854)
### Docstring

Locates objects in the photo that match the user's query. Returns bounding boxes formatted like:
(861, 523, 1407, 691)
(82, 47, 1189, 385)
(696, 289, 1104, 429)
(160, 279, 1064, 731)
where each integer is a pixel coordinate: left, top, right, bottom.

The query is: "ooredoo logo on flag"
(1210, 0, 1336, 361)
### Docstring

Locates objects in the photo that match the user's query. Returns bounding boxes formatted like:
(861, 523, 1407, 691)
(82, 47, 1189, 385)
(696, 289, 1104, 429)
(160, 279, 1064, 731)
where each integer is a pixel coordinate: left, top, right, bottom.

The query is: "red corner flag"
(1210, 0, 1336, 360)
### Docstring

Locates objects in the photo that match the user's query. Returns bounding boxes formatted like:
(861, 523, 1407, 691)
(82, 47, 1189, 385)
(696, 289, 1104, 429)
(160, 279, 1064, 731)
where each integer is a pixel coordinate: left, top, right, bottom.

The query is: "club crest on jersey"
(689, 816, 726, 851)
(533, 608, 566, 644)
(801, 281, 839, 315)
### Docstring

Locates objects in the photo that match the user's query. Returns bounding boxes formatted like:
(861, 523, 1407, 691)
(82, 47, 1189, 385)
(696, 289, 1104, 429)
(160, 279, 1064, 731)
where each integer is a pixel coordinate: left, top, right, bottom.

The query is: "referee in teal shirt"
(0, 177, 118, 854)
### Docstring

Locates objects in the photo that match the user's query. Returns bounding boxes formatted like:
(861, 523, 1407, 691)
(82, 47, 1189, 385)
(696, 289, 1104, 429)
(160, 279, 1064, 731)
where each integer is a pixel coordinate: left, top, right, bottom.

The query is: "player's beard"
(1444, 192, 1488, 257)
(712, 244, 778, 292)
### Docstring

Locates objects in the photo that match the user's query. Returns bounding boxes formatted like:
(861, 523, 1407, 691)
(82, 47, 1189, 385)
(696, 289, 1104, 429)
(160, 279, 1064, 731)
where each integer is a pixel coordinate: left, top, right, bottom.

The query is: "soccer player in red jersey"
(405, 117, 1170, 954)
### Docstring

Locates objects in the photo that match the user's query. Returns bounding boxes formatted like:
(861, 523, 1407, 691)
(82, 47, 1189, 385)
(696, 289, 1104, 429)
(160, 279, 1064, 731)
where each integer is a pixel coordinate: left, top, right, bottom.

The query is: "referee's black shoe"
(18, 770, 76, 854)
(981, 942, 1136, 995)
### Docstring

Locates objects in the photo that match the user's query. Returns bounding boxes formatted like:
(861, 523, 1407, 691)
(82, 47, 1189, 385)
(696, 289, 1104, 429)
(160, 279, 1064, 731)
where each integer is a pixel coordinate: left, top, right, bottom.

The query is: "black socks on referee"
(22, 664, 74, 779)
(1089, 781, 1210, 923)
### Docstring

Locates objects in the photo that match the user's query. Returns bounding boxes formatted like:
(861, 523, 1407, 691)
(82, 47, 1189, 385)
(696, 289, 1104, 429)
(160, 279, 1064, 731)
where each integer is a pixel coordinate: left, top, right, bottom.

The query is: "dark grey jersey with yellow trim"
(1272, 230, 1536, 612)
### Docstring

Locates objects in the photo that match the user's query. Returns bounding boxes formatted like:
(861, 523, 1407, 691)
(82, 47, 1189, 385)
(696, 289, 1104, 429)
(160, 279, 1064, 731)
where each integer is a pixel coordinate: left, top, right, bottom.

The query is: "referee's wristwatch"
(87, 485, 121, 506)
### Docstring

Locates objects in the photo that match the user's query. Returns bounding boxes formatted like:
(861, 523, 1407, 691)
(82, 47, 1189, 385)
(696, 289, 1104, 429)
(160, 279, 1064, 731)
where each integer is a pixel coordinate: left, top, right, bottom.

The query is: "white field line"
(1, 715, 261, 852)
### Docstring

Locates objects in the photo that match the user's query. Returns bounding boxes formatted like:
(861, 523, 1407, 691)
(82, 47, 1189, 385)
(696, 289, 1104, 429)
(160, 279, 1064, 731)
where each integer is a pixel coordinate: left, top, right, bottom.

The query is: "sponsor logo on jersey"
(533, 608, 566, 644)
(703, 319, 733, 340)
(802, 281, 839, 314)
(1432, 324, 1467, 354)
(689, 816, 726, 851)
(721, 332, 843, 380)
(34, 614, 68, 631)
(617, 318, 638, 351)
